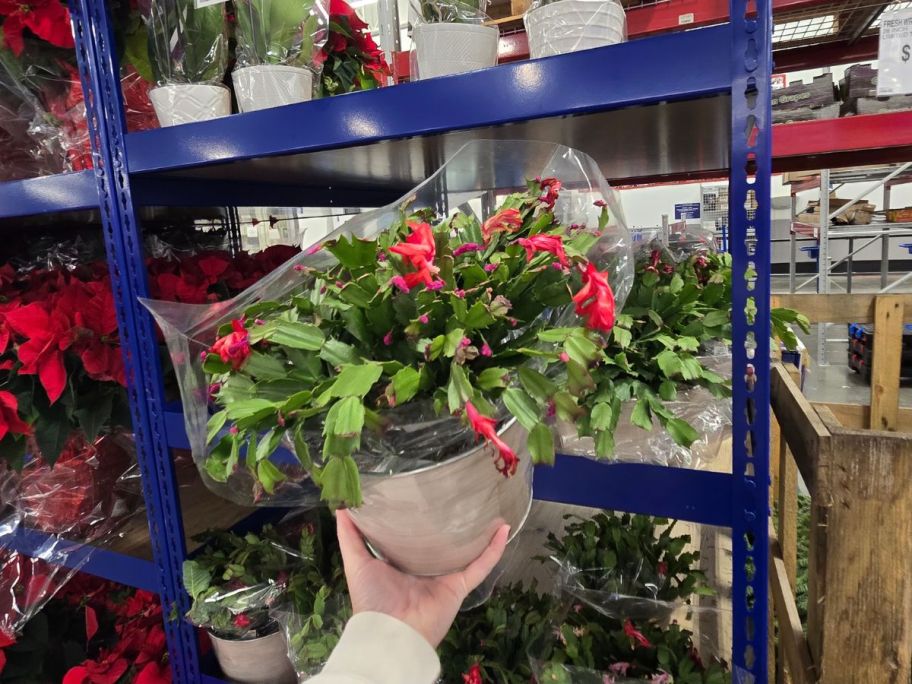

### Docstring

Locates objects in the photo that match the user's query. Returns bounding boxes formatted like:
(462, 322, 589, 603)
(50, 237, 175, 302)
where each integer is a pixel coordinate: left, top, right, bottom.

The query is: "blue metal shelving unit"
(0, 0, 773, 679)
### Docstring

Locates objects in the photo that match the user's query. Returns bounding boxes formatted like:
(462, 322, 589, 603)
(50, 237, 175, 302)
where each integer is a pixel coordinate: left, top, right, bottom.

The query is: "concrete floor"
(772, 272, 912, 407)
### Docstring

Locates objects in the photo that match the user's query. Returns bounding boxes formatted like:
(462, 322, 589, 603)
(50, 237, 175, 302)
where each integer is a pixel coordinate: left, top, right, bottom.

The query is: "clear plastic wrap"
(524, 0, 627, 60)
(556, 377, 733, 470)
(409, 0, 497, 80)
(16, 430, 139, 541)
(183, 523, 310, 639)
(317, 0, 390, 96)
(232, 0, 329, 112)
(141, 0, 229, 125)
(143, 139, 634, 510)
(528, 511, 731, 684)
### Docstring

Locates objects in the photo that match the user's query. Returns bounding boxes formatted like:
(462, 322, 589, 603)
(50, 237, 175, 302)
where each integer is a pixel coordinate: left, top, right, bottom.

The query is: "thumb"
(455, 524, 510, 594)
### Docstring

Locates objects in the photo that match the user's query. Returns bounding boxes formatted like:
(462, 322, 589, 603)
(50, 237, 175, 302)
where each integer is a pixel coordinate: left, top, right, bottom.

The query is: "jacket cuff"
(319, 612, 440, 684)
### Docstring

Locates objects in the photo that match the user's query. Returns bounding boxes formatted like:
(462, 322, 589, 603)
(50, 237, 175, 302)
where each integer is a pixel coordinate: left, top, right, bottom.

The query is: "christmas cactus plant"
(143, 0, 228, 85)
(234, 0, 324, 68)
(202, 178, 627, 506)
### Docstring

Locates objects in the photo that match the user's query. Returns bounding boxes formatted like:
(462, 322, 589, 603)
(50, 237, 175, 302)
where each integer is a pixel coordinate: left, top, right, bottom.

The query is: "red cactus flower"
(572, 263, 616, 333)
(465, 402, 518, 476)
(517, 234, 569, 267)
(390, 222, 439, 290)
(538, 178, 562, 209)
(209, 319, 251, 370)
(233, 613, 252, 630)
(623, 618, 652, 648)
(462, 664, 483, 684)
(481, 209, 522, 242)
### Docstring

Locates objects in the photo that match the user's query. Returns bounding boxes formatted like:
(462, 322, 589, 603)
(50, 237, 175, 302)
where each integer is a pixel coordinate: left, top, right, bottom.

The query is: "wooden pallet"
(769, 294, 912, 684)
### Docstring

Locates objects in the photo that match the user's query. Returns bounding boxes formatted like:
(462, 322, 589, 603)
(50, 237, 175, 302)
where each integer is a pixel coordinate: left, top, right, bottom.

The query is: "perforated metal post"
(67, 0, 202, 681)
(729, 0, 772, 679)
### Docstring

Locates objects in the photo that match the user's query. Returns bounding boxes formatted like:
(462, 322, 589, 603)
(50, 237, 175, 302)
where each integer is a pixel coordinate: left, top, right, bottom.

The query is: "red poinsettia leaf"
(85, 605, 98, 643)
(135, 661, 172, 684)
(1, 17, 26, 56)
(0, 630, 16, 648)
(62, 666, 89, 684)
(3, 302, 50, 338)
(23, 0, 76, 50)
(23, 572, 52, 611)
(196, 255, 230, 282)
(89, 657, 130, 684)
(38, 349, 67, 404)
(0, 647, 6, 675)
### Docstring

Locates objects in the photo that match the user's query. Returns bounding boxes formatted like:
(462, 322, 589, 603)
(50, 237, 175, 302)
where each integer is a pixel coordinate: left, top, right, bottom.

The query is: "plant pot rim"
(151, 83, 231, 92)
(526, 0, 626, 16)
(358, 416, 520, 482)
(233, 64, 314, 74)
(414, 21, 499, 33)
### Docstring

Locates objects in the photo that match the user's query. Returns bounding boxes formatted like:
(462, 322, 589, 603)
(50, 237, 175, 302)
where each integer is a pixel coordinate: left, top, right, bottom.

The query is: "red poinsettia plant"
(201, 177, 630, 506)
(317, 0, 390, 96)
(0, 263, 130, 469)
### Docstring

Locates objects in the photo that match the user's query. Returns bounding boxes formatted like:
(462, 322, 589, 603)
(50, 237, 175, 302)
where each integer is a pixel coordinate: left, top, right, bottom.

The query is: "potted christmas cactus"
(142, 0, 229, 126)
(411, 0, 498, 79)
(145, 140, 634, 576)
(182, 525, 299, 684)
(232, 0, 328, 112)
(524, 0, 626, 59)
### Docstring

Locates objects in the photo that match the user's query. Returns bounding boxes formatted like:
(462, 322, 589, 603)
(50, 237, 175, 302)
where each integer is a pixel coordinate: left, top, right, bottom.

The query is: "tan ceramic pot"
(349, 419, 533, 576)
(208, 628, 296, 684)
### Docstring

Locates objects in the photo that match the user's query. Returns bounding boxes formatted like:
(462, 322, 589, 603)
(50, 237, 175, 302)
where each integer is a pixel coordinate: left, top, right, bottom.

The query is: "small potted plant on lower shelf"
(232, 0, 328, 112)
(523, 0, 627, 59)
(411, 0, 499, 79)
(182, 525, 299, 684)
(544, 512, 714, 626)
(142, 0, 229, 126)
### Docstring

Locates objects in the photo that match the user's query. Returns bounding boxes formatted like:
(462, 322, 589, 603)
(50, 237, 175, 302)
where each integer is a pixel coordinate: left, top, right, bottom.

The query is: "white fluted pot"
(413, 23, 499, 80)
(149, 84, 231, 127)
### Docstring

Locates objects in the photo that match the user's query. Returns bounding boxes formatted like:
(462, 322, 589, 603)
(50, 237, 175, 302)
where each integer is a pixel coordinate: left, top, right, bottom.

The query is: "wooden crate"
(768, 294, 912, 684)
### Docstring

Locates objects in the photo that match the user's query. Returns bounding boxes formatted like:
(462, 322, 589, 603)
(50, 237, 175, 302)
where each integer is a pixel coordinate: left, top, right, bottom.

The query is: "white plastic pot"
(349, 419, 533, 576)
(525, 0, 626, 58)
(232, 65, 314, 113)
(209, 628, 296, 684)
(413, 23, 499, 80)
(149, 84, 231, 127)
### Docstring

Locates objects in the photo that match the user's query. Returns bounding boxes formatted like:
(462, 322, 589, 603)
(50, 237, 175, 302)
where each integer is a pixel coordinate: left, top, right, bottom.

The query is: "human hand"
(335, 509, 510, 648)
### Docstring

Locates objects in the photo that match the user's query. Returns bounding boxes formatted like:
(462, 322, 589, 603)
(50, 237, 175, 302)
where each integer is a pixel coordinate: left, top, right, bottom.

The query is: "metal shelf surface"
(126, 26, 732, 195)
(0, 170, 98, 219)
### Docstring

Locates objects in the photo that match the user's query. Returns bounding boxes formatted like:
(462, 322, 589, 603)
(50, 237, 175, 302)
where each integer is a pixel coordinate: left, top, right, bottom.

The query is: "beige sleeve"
(304, 612, 441, 684)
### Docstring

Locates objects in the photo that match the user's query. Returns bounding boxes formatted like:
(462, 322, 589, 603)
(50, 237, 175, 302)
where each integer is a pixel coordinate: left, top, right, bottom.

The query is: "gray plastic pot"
(349, 418, 533, 576)
(208, 628, 296, 684)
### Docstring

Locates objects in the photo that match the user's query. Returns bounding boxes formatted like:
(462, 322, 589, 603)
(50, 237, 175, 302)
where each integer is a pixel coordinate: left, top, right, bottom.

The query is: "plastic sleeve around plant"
(0, 51, 158, 179)
(141, 139, 634, 509)
(15, 430, 142, 544)
(524, 0, 627, 60)
(232, 0, 329, 74)
(528, 544, 732, 682)
(141, 0, 229, 86)
(0, 432, 141, 639)
(556, 355, 733, 470)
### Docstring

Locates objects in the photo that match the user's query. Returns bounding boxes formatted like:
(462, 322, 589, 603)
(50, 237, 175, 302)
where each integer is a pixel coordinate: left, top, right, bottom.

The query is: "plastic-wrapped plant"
(318, 0, 390, 96)
(234, 0, 325, 68)
(544, 512, 713, 604)
(414, 0, 489, 23)
(142, 0, 228, 84)
(182, 525, 299, 639)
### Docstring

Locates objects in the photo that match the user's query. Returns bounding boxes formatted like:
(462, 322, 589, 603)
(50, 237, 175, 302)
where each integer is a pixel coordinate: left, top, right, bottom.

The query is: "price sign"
(878, 7, 912, 96)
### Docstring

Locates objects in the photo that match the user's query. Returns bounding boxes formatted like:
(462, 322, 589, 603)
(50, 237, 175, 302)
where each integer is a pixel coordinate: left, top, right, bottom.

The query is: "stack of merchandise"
(847, 323, 912, 382)
(795, 194, 875, 226)
(840, 63, 912, 116)
(771, 73, 839, 124)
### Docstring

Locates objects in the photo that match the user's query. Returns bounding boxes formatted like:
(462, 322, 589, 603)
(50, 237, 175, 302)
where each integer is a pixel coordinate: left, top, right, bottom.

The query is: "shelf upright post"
(729, 0, 772, 677)
(66, 1, 202, 681)
(882, 184, 891, 289)
(817, 169, 830, 364)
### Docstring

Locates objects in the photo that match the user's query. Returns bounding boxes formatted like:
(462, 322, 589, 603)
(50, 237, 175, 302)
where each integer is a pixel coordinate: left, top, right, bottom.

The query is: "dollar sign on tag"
(904, 44, 911, 62)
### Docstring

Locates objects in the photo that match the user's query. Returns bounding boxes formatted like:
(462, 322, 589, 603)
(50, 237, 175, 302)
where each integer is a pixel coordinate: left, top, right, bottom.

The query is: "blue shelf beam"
(125, 25, 733, 187)
(0, 525, 159, 593)
(0, 170, 99, 219)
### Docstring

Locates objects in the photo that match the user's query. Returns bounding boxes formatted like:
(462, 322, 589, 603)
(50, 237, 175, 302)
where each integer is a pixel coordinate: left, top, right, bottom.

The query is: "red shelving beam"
(772, 111, 912, 173)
